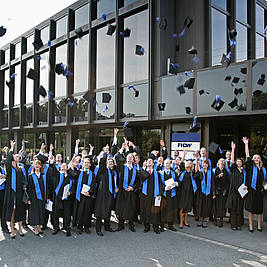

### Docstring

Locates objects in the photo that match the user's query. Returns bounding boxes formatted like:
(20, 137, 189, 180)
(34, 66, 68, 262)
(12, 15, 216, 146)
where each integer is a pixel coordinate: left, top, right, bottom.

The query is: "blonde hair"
(252, 154, 263, 168)
(31, 160, 43, 174)
(217, 158, 226, 168)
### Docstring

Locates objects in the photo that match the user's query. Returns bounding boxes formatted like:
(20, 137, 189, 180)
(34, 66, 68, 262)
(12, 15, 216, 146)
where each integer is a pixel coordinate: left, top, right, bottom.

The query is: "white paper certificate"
(45, 200, 53, 212)
(165, 178, 175, 190)
(81, 184, 91, 195)
(0, 178, 6, 186)
(238, 183, 248, 198)
(154, 196, 161, 207)
(62, 184, 70, 200)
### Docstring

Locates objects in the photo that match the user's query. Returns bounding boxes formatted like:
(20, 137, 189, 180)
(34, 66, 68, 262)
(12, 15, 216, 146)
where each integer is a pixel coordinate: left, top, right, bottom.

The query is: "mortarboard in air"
(102, 92, 112, 103)
(199, 89, 205, 95)
(132, 87, 139, 98)
(208, 142, 219, 154)
(188, 46, 197, 55)
(48, 40, 52, 47)
(169, 63, 178, 75)
(221, 53, 231, 67)
(102, 13, 107, 20)
(184, 71, 190, 76)
(6, 80, 13, 88)
(122, 121, 129, 128)
(253, 90, 262, 97)
(211, 96, 225, 111)
(184, 78, 195, 89)
(225, 75, 231, 81)
(102, 105, 109, 112)
(158, 18, 167, 31)
(172, 33, 177, 39)
(234, 88, 243, 95)
(240, 67, 247, 75)
(74, 27, 84, 38)
(0, 26, 7, 37)
(120, 28, 131, 38)
(55, 63, 65, 75)
(10, 73, 16, 79)
(189, 117, 201, 132)
(177, 85, 185, 95)
(38, 85, 47, 98)
(124, 127, 133, 138)
(158, 103, 166, 111)
(257, 74, 265, 86)
(107, 24, 116, 36)
(232, 77, 240, 84)
(228, 97, 238, 109)
(185, 107, 191, 114)
(184, 16, 193, 29)
(135, 45, 144, 56)
(27, 68, 38, 80)
(83, 90, 95, 102)
(67, 97, 75, 107)
(48, 90, 54, 99)
(228, 29, 237, 40)
(32, 36, 44, 51)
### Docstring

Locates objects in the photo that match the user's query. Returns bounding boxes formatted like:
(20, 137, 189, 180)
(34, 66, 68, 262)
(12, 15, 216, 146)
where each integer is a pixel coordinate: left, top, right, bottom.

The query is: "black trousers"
(44, 209, 54, 227)
(0, 190, 8, 229)
(144, 223, 159, 231)
(118, 218, 134, 227)
(54, 201, 71, 231)
(96, 217, 111, 232)
(230, 209, 243, 228)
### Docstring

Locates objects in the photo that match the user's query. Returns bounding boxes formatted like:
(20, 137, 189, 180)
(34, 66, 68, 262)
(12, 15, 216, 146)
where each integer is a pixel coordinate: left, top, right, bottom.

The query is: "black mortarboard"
(158, 18, 167, 30)
(221, 54, 231, 67)
(211, 98, 225, 111)
(199, 89, 205, 95)
(107, 24, 116, 36)
(120, 28, 131, 38)
(75, 27, 84, 38)
(188, 46, 197, 55)
(169, 63, 178, 75)
(234, 88, 243, 95)
(177, 85, 185, 95)
(32, 36, 44, 51)
(0, 26, 7, 37)
(133, 88, 139, 98)
(225, 76, 231, 81)
(6, 80, 13, 88)
(228, 29, 237, 39)
(228, 97, 238, 109)
(27, 68, 38, 80)
(135, 45, 144, 56)
(102, 92, 112, 103)
(185, 107, 191, 114)
(184, 78, 195, 89)
(38, 85, 47, 97)
(240, 67, 247, 75)
(83, 90, 95, 102)
(184, 16, 193, 28)
(55, 63, 65, 75)
(158, 103, 166, 111)
(208, 142, 219, 154)
(253, 90, 262, 97)
(257, 76, 265, 86)
(232, 77, 240, 84)
(124, 127, 133, 138)
(189, 123, 201, 132)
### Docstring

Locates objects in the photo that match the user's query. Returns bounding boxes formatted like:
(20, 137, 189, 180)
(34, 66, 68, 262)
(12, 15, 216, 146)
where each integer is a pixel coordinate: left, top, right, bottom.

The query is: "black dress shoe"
(184, 224, 190, 228)
(105, 227, 115, 232)
(39, 231, 43, 234)
(52, 229, 59, 235)
(66, 229, 71, 237)
(96, 231, 104, 236)
(154, 229, 160, 234)
(168, 226, 177, 232)
(129, 226, 136, 232)
(144, 228, 150, 233)
(160, 227, 165, 232)
(257, 228, 262, 232)
(10, 234, 16, 239)
(116, 226, 125, 232)
(2, 228, 10, 234)
(19, 232, 24, 237)
(85, 228, 91, 234)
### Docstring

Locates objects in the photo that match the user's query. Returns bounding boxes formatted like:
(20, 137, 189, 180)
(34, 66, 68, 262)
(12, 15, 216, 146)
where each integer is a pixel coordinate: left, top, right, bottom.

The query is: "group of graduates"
(0, 128, 267, 239)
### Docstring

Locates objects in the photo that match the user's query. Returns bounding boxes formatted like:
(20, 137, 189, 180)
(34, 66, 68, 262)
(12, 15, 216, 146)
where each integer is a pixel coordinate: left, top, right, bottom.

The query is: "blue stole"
(160, 170, 176, 197)
(78, 163, 82, 170)
(123, 165, 137, 190)
(142, 170, 160, 197)
(55, 164, 60, 172)
(55, 173, 64, 196)
(201, 169, 212, 196)
(198, 158, 212, 169)
(94, 166, 99, 176)
(11, 168, 16, 192)
(0, 166, 6, 190)
(179, 170, 197, 193)
(19, 163, 27, 182)
(133, 164, 140, 171)
(76, 169, 93, 201)
(154, 163, 164, 171)
(251, 165, 267, 190)
(242, 169, 247, 184)
(108, 168, 118, 197)
(32, 173, 44, 200)
(28, 165, 33, 174)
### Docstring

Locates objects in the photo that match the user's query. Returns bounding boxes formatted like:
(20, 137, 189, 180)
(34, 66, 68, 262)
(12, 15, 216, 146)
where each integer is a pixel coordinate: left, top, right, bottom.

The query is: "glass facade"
(39, 51, 49, 101)
(75, 4, 89, 28)
(41, 26, 50, 45)
(27, 35, 34, 52)
(256, 34, 265, 59)
(124, 0, 138, 7)
(55, 44, 67, 98)
(97, 0, 116, 18)
(56, 16, 67, 38)
(38, 102, 48, 125)
(25, 105, 33, 126)
(54, 99, 66, 123)
(236, 0, 247, 23)
(14, 64, 21, 106)
(211, 0, 226, 10)
(71, 95, 89, 122)
(95, 89, 115, 120)
(4, 70, 9, 107)
(256, 4, 264, 34)
(236, 23, 247, 62)
(15, 42, 21, 58)
(26, 59, 34, 104)
(4, 49, 9, 64)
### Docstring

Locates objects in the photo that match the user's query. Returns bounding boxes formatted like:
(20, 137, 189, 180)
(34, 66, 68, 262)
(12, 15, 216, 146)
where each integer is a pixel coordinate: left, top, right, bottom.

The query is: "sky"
(0, 0, 78, 48)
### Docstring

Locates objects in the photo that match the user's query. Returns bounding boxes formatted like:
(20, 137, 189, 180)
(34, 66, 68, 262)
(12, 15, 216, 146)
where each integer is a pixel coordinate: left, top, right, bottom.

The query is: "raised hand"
(10, 140, 16, 148)
(89, 144, 94, 152)
(114, 128, 119, 136)
(40, 143, 46, 153)
(160, 139, 165, 147)
(242, 137, 249, 145)
(231, 141, 236, 150)
(50, 144, 54, 152)
(75, 139, 80, 146)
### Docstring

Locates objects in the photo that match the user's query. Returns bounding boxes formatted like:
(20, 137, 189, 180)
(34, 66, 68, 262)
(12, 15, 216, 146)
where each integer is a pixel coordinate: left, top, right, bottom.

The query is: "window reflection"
(39, 51, 49, 100)
(27, 35, 34, 52)
(236, 0, 247, 23)
(256, 34, 265, 59)
(5, 49, 9, 64)
(38, 102, 48, 125)
(2, 110, 8, 128)
(211, 8, 227, 66)
(24, 105, 33, 126)
(75, 4, 89, 28)
(256, 4, 264, 34)
(236, 23, 247, 62)
(122, 83, 148, 118)
(71, 95, 89, 122)
(55, 132, 67, 159)
(97, 0, 115, 18)
(15, 43, 21, 59)
(41, 26, 50, 45)
(12, 108, 19, 127)
(124, 10, 149, 84)
(96, 26, 115, 89)
(56, 16, 67, 38)
(124, 0, 138, 6)
(54, 99, 66, 123)
(74, 35, 89, 93)
(14, 64, 21, 106)
(197, 64, 247, 113)
(26, 59, 34, 104)
(4, 70, 9, 107)
(95, 90, 115, 120)
(211, 0, 226, 10)
(55, 44, 67, 98)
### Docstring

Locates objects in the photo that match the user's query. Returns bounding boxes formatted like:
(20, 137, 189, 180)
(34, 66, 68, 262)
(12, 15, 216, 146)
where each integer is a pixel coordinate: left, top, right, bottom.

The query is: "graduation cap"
(158, 103, 166, 111)
(232, 77, 240, 84)
(27, 68, 38, 80)
(211, 96, 225, 111)
(169, 63, 178, 75)
(32, 36, 43, 51)
(135, 45, 144, 56)
(102, 92, 112, 103)
(102, 13, 107, 20)
(55, 63, 65, 75)
(188, 46, 197, 55)
(124, 127, 133, 138)
(177, 85, 185, 95)
(107, 24, 116, 36)
(228, 97, 238, 109)
(221, 53, 231, 68)
(189, 116, 201, 132)
(240, 67, 247, 75)
(208, 142, 219, 154)
(183, 16, 193, 29)
(199, 89, 205, 95)
(184, 78, 195, 89)
(38, 85, 47, 98)
(83, 90, 95, 102)
(6, 80, 13, 88)
(228, 29, 237, 39)
(234, 88, 243, 95)
(157, 18, 167, 31)
(225, 76, 231, 81)
(10, 73, 16, 79)
(0, 26, 7, 37)
(67, 97, 75, 107)
(120, 28, 131, 37)
(253, 90, 262, 97)
(132, 87, 139, 98)
(74, 27, 84, 38)
(185, 107, 191, 114)
(122, 121, 129, 128)
(257, 74, 265, 86)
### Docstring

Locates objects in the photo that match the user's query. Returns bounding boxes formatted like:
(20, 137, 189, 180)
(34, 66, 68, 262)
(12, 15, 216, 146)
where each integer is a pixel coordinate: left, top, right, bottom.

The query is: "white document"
(238, 183, 248, 198)
(45, 200, 53, 212)
(0, 178, 6, 186)
(62, 184, 70, 200)
(154, 196, 161, 207)
(81, 184, 91, 195)
(165, 178, 175, 190)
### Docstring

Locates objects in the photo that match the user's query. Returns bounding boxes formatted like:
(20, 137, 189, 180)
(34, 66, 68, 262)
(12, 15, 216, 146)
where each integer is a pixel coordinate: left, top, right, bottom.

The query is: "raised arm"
(242, 137, 250, 159)
(231, 141, 236, 164)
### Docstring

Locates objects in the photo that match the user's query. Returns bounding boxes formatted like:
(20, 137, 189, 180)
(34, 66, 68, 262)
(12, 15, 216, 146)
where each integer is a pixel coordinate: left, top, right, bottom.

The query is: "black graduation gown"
(94, 157, 117, 220)
(226, 164, 245, 215)
(194, 171, 215, 218)
(27, 173, 46, 226)
(160, 170, 179, 223)
(213, 167, 229, 218)
(67, 166, 80, 215)
(3, 152, 26, 222)
(0, 167, 6, 220)
(115, 165, 139, 221)
(244, 157, 266, 214)
(139, 169, 163, 225)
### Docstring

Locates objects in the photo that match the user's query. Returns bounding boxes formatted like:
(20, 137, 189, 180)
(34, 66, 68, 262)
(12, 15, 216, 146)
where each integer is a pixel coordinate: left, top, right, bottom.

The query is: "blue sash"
(19, 163, 28, 182)
(11, 168, 16, 192)
(94, 166, 99, 176)
(55, 173, 64, 196)
(201, 169, 212, 196)
(55, 164, 60, 172)
(123, 165, 137, 190)
(28, 165, 33, 174)
(179, 170, 197, 193)
(108, 168, 118, 197)
(251, 165, 267, 190)
(133, 164, 140, 171)
(242, 169, 247, 184)
(198, 158, 212, 169)
(142, 170, 160, 197)
(76, 169, 93, 201)
(32, 173, 43, 200)
(160, 170, 176, 197)
(0, 167, 6, 190)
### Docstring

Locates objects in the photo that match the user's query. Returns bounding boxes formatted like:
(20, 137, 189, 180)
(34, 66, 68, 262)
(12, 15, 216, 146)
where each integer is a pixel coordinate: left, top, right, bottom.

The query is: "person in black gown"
(0, 165, 9, 233)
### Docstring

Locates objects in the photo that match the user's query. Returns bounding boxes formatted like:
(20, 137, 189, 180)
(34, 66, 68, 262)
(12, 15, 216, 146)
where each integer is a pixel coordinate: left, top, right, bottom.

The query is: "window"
(2, 110, 8, 128)
(38, 102, 48, 125)
(74, 35, 89, 93)
(211, 0, 226, 10)
(24, 105, 33, 126)
(56, 16, 67, 38)
(14, 64, 21, 106)
(54, 99, 66, 123)
(124, 0, 138, 6)
(95, 90, 115, 120)
(256, 4, 264, 34)
(97, 0, 116, 18)
(41, 26, 50, 45)
(71, 95, 88, 122)
(39, 51, 49, 100)
(96, 26, 115, 89)
(236, 23, 247, 62)
(236, 0, 247, 23)
(256, 34, 265, 59)
(4, 70, 9, 107)
(55, 44, 67, 98)
(15, 42, 21, 59)
(12, 108, 19, 127)
(27, 35, 34, 52)
(124, 10, 149, 84)
(26, 59, 34, 104)
(211, 8, 227, 66)
(4, 49, 9, 64)
(75, 4, 89, 28)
